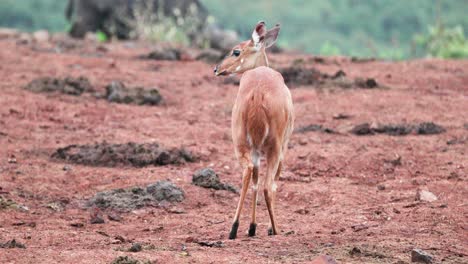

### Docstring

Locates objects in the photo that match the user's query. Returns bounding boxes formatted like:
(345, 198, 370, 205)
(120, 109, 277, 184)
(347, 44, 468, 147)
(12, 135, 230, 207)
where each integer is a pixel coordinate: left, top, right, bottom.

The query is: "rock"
(355, 77, 378, 89)
(0, 28, 20, 39)
(416, 190, 438, 202)
(411, 249, 433, 263)
(108, 212, 123, 222)
(105, 81, 163, 106)
(129, 243, 143, 252)
(192, 168, 238, 193)
(146, 181, 185, 203)
(310, 255, 338, 264)
(195, 241, 224, 248)
(33, 30, 50, 43)
(0, 239, 26, 249)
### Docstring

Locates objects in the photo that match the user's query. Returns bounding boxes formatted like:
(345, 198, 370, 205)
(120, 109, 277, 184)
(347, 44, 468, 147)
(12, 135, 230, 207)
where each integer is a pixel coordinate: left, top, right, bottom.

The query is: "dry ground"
(0, 37, 467, 263)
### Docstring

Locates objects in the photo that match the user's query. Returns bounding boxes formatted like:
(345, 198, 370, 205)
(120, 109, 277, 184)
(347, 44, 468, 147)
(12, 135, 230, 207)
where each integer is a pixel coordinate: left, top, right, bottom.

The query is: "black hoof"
(248, 223, 257, 237)
(229, 221, 239, 240)
(268, 228, 275, 236)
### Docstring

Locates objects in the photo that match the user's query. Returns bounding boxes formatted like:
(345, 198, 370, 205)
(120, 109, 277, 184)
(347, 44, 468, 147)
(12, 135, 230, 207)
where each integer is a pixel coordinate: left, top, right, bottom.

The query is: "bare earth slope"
(0, 38, 467, 263)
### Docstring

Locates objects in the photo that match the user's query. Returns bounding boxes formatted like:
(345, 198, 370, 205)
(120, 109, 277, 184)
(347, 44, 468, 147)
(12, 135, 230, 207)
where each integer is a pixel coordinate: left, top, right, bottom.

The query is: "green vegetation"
(1, 0, 467, 59)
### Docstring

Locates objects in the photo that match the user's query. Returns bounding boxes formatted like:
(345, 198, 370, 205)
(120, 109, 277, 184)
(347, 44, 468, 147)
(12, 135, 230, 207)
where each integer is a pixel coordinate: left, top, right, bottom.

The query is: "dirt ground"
(0, 36, 467, 264)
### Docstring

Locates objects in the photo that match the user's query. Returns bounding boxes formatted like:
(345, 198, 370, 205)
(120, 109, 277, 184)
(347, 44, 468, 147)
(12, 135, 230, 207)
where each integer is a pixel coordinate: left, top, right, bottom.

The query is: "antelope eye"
(232, 50, 241, 57)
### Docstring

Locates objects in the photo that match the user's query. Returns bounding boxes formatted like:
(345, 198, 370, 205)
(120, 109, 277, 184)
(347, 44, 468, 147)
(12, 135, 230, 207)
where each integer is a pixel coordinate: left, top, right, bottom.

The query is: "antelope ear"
(252, 21, 267, 47)
(264, 24, 280, 49)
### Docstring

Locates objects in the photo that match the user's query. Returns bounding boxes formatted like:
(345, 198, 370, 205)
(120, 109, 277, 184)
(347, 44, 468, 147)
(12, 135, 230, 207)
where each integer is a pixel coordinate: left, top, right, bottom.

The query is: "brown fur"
(216, 22, 294, 239)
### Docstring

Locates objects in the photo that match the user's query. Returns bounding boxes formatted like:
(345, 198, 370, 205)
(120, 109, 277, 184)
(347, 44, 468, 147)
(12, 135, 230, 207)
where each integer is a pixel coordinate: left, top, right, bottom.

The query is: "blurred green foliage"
(0, 0, 467, 59)
(413, 24, 468, 58)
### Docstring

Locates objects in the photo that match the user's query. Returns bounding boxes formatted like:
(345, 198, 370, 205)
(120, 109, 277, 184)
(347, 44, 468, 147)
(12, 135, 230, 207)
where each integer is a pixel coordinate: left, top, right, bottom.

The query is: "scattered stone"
(110, 256, 151, 264)
(411, 249, 433, 263)
(416, 190, 438, 202)
(354, 77, 378, 89)
(141, 46, 182, 61)
(294, 208, 310, 215)
(105, 81, 163, 106)
(196, 48, 223, 64)
(294, 124, 336, 134)
(310, 255, 338, 264)
(128, 243, 143, 252)
(0, 196, 20, 210)
(52, 142, 195, 167)
(384, 155, 402, 166)
(87, 181, 184, 212)
(333, 113, 352, 120)
(464, 123, 468, 130)
(196, 241, 224, 248)
(25, 76, 93, 96)
(349, 246, 386, 259)
(415, 122, 446, 135)
(446, 136, 467, 145)
(351, 224, 369, 232)
(70, 222, 84, 228)
(0, 239, 26, 249)
(45, 201, 65, 212)
(108, 212, 123, 222)
(377, 185, 386, 191)
(192, 168, 238, 193)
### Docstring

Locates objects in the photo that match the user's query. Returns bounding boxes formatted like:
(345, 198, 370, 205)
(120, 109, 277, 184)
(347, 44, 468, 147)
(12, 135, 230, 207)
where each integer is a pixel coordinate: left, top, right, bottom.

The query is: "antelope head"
(214, 21, 280, 76)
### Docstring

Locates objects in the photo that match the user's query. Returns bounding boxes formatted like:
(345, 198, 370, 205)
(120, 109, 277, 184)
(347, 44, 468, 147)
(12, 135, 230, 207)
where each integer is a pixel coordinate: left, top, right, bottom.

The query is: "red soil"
(0, 37, 467, 263)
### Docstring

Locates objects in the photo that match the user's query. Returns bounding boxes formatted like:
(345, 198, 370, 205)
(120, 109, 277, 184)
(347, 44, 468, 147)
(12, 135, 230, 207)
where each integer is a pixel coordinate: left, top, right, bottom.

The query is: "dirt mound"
(87, 181, 184, 212)
(51, 142, 195, 167)
(105, 81, 163, 106)
(24, 76, 93, 95)
(351, 122, 446, 136)
(279, 66, 324, 86)
(110, 256, 152, 264)
(192, 168, 238, 193)
(0, 239, 26, 249)
(279, 66, 383, 89)
(294, 124, 336, 134)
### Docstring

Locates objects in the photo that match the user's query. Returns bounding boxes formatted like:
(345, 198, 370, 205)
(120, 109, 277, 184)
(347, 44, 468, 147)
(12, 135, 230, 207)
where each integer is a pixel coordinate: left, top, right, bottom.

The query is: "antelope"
(214, 21, 294, 239)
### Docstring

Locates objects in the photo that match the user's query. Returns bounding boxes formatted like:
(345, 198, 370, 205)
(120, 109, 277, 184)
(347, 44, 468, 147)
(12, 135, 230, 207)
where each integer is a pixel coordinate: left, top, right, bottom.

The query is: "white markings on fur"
(272, 182, 277, 192)
(252, 184, 258, 191)
(235, 65, 241, 72)
(251, 150, 260, 168)
(241, 58, 244, 63)
(252, 31, 260, 44)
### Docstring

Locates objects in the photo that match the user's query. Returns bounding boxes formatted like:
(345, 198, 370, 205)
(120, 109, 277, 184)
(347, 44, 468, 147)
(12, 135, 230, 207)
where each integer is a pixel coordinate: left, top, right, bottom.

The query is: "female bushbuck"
(214, 22, 294, 239)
